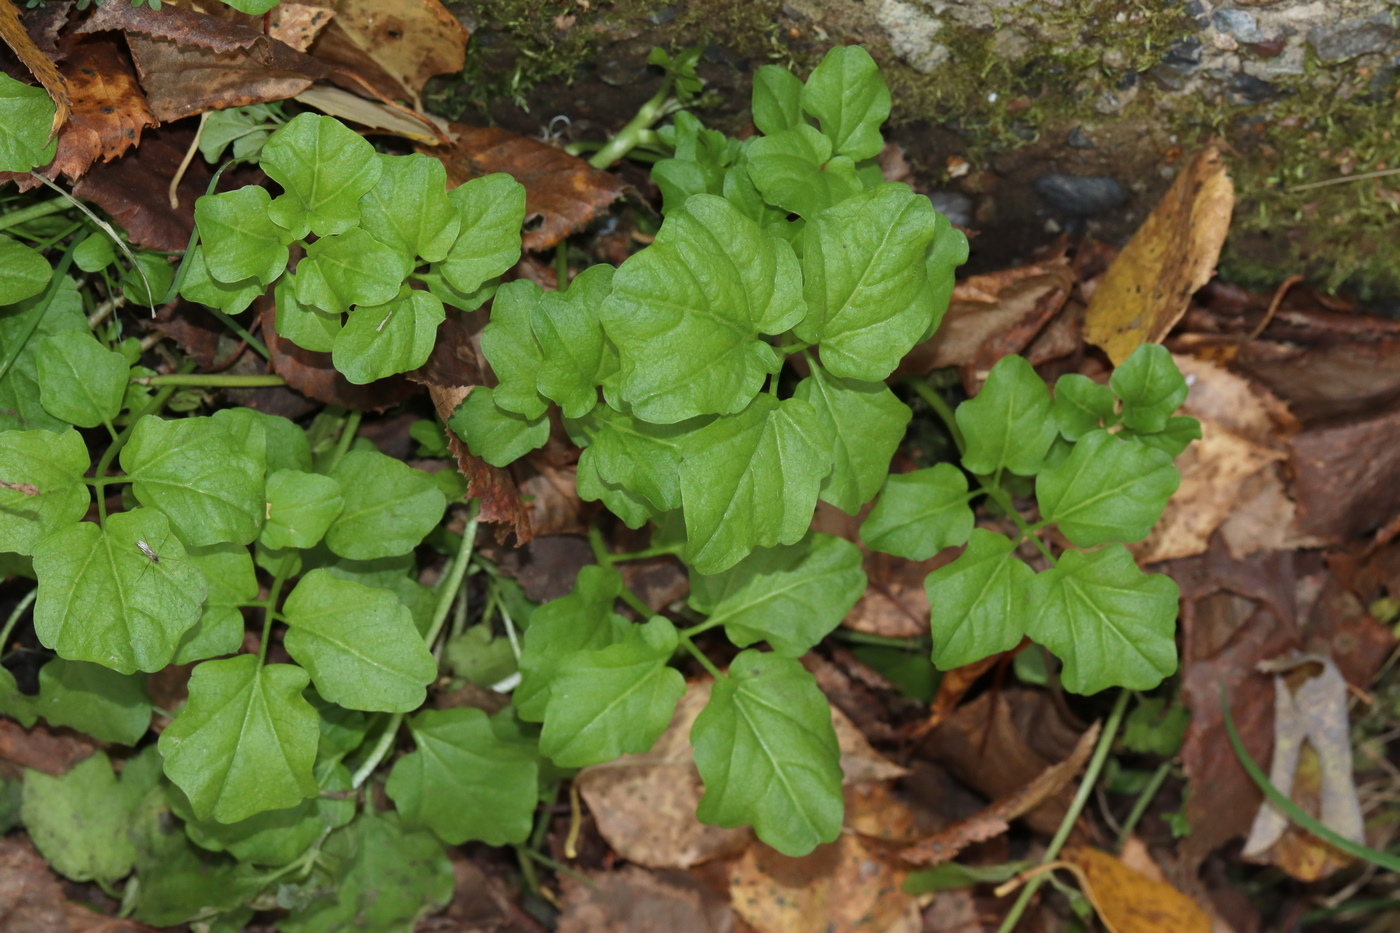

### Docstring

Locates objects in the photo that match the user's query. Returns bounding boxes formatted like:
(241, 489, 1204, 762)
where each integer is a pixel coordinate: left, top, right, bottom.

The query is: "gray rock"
(1227, 72, 1282, 106)
(1032, 175, 1125, 216)
(1213, 9, 1263, 44)
(647, 7, 675, 25)
(928, 190, 974, 228)
(1067, 125, 1094, 149)
(1308, 14, 1397, 63)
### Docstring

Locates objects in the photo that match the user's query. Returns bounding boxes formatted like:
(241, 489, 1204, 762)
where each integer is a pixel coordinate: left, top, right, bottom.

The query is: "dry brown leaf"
(1216, 467, 1326, 559)
(269, 3, 336, 52)
(909, 652, 1003, 739)
(1083, 146, 1234, 364)
(1058, 847, 1211, 933)
(0, 837, 68, 933)
(556, 865, 732, 933)
(42, 34, 156, 184)
(294, 84, 446, 144)
(901, 719, 1100, 866)
(0, 718, 94, 775)
(305, 0, 466, 107)
(0, 0, 69, 134)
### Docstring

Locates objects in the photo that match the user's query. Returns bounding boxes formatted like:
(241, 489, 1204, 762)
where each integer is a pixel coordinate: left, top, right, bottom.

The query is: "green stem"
(905, 377, 966, 456)
(1114, 760, 1173, 851)
(981, 483, 1056, 566)
(422, 502, 480, 650)
(586, 525, 653, 617)
(678, 633, 723, 680)
(206, 306, 271, 361)
(0, 196, 71, 233)
(516, 847, 597, 887)
(322, 409, 362, 475)
(607, 543, 683, 562)
(90, 359, 197, 522)
(554, 243, 570, 293)
(0, 588, 38, 654)
(997, 689, 1131, 933)
(350, 712, 404, 790)
(830, 629, 925, 650)
(588, 81, 674, 169)
(137, 373, 285, 387)
(258, 554, 298, 664)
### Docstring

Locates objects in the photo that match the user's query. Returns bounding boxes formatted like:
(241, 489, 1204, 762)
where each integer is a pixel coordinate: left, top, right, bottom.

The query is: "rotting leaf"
(302, 0, 468, 106)
(1057, 846, 1211, 933)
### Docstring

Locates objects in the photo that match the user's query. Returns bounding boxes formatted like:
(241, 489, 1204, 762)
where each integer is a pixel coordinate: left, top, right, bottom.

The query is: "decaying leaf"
(303, 0, 467, 107)
(1058, 846, 1211, 933)
(0, 0, 69, 134)
(1083, 146, 1234, 364)
(556, 865, 732, 933)
(42, 34, 157, 184)
(0, 838, 67, 933)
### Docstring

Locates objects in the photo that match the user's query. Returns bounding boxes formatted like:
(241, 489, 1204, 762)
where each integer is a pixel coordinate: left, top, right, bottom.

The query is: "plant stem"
(905, 377, 966, 456)
(322, 409, 362, 474)
(0, 196, 71, 233)
(422, 502, 480, 650)
(137, 373, 286, 387)
(996, 689, 1130, 933)
(678, 633, 723, 679)
(830, 629, 925, 650)
(981, 483, 1057, 566)
(90, 360, 196, 522)
(586, 525, 654, 617)
(608, 543, 683, 562)
(588, 81, 673, 169)
(554, 243, 569, 292)
(206, 306, 271, 360)
(517, 846, 597, 887)
(350, 712, 404, 790)
(258, 553, 298, 665)
(0, 588, 38, 654)
(1114, 759, 1173, 851)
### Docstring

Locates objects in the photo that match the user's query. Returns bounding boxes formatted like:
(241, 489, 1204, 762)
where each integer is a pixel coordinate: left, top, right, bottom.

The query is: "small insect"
(136, 540, 161, 564)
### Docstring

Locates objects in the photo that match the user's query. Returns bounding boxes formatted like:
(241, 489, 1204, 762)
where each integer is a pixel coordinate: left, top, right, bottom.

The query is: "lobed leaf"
(752, 64, 805, 135)
(358, 152, 460, 263)
(0, 73, 58, 172)
(178, 244, 265, 315)
(794, 366, 911, 514)
(1111, 344, 1189, 434)
(956, 354, 1058, 476)
(532, 264, 618, 418)
(924, 529, 1034, 670)
(479, 279, 548, 419)
(448, 386, 550, 468)
(1052, 373, 1118, 441)
(193, 186, 288, 286)
(0, 428, 90, 555)
(294, 228, 410, 314)
(1036, 429, 1180, 547)
(745, 124, 863, 218)
(260, 469, 344, 550)
(861, 463, 974, 560)
(331, 288, 445, 384)
(274, 275, 340, 352)
(0, 235, 52, 304)
(324, 448, 446, 560)
(437, 173, 526, 294)
(21, 750, 157, 882)
(34, 330, 128, 428)
(175, 542, 258, 665)
(33, 658, 150, 745)
(567, 402, 701, 523)
(262, 113, 383, 238)
(801, 44, 890, 161)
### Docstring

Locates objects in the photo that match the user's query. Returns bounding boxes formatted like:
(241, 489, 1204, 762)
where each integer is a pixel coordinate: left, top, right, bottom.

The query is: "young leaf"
(0, 428, 90, 555)
(795, 184, 946, 380)
(121, 416, 265, 547)
(651, 111, 734, 214)
(178, 244, 265, 315)
(515, 565, 631, 721)
(1111, 344, 1189, 434)
(679, 394, 834, 574)
(294, 228, 411, 314)
(260, 469, 344, 550)
(691, 651, 843, 857)
(539, 616, 686, 767)
(323, 448, 447, 560)
(158, 654, 319, 823)
(193, 186, 289, 286)
(1121, 697, 1190, 756)
(448, 386, 550, 468)
(532, 264, 618, 418)
(745, 124, 863, 219)
(129, 812, 266, 927)
(437, 173, 526, 294)
(1124, 415, 1202, 457)
(801, 44, 890, 161)
(567, 403, 700, 518)
(1026, 546, 1180, 694)
(752, 64, 805, 135)
(386, 707, 539, 846)
(0, 235, 51, 304)
(860, 463, 974, 560)
(1036, 429, 1180, 547)
(281, 569, 437, 713)
(33, 330, 128, 428)
(956, 354, 1058, 476)
(331, 288, 446, 384)
(794, 366, 911, 513)
(690, 532, 865, 656)
(600, 194, 803, 422)
(358, 152, 460, 263)
(22, 750, 153, 882)
(924, 529, 1034, 670)
(0, 73, 58, 172)
(1053, 373, 1118, 441)
(32, 508, 207, 674)
(34, 659, 150, 745)
(479, 279, 548, 419)
(261, 113, 383, 238)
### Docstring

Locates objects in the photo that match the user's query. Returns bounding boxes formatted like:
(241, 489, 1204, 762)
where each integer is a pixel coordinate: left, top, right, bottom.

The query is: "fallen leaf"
(295, 84, 448, 144)
(556, 865, 732, 933)
(1058, 846, 1211, 933)
(0, 718, 94, 776)
(909, 652, 1004, 739)
(268, 3, 337, 52)
(0, 0, 69, 134)
(303, 0, 467, 107)
(1288, 406, 1400, 542)
(42, 33, 157, 184)
(1216, 467, 1326, 559)
(429, 123, 629, 252)
(0, 838, 67, 933)
(1083, 146, 1234, 364)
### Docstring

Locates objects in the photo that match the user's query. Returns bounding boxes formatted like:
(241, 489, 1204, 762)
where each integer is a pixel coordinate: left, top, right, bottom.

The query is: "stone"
(1067, 125, 1094, 149)
(928, 190, 973, 228)
(1213, 9, 1263, 43)
(1308, 13, 1397, 63)
(1032, 174, 1126, 216)
(877, 0, 949, 74)
(1227, 72, 1282, 105)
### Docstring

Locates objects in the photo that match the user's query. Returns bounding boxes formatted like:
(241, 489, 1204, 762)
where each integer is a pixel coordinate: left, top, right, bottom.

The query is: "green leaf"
(281, 569, 436, 713)
(1053, 373, 1118, 441)
(515, 565, 630, 721)
(956, 354, 1058, 476)
(0, 276, 85, 434)
(323, 448, 446, 560)
(121, 415, 265, 546)
(22, 751, 152, 882)
(443, 624, 517, 687)
(447, 386, 549, 467)
(801, 44, 890, 161)
(121, 251, 174, 308)
(479, 278, 548, 418)
(1036, 429, 1180, 547)
(532, 264, 618, 418)
(331, 288, 445, 384)
(860, 463, 974, 560)
(679, 394, 833, 574)
(600, 194, 803, 422)
(260, 469, 344, 550)
(34, 659, 150, 745)
(262, 113, 383, 238)
(690, 532, 864, 656)
(1025, 546, 1180, 694)
(358, 152, 460, 263)
(651, 111, 733, 214)
(129, 819, 264, 928)
(745, 125, 863, 218)
(386, 707, 538, 845)
(0, 428, 90, 555)
(274, 274, 341, 352)
(158, 654, 319, 823)
(1111, 344, 1188, 434)
(276, 812, 453, 933)
(539, 616, 686, 767)
(795, 184, 946, 380)
(0, 668, 37, 727)
(692, 651, 843, 856)
(0, 235, 52, 304)
(568, 403, 699, 520)
(437, 173, 525, 294)
(32, 508, 207, 673)
(33, 330, 128, 427)
(216, 406, 310, 473)
(1125, 415, 1202, 457)
(174, 542, 257, 664)
(295, 228, 412, 314)
(197, 103, 276, 163)
(194, 186, 289, 285)
(794, 367, 911, 513)
(73, 234, 116, 273)
(0, 73, 57, 172)
(178, 244, 265, 314)
(752, 64, 805, 135)
(924, 529, 1034, 670)
(1121, 697, 1189, 756)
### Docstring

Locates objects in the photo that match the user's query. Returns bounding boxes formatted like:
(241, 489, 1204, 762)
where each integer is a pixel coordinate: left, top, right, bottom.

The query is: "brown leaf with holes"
(901, 719, 1100, 865)
(303, 0, 466, 106)
(1084, 145, 1234, 364)
(429, 123, 629, 252)
(41, 34, 156, 183)
(0, 0, 69, 134)
(268, 3, 336, 52)
(1057, 847, 1211, 933)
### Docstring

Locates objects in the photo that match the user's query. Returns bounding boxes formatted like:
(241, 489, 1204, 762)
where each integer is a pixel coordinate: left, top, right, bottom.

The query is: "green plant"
(1, 40, 1198, 931)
